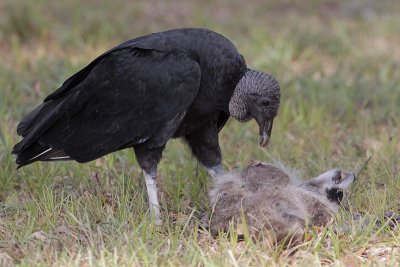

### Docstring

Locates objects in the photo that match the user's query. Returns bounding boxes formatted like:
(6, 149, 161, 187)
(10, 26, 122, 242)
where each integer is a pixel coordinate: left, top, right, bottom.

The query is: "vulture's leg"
(206, 165, 224, 179)
(185, 121, 224, 179)
(143, 168, 161, 224)
(134, 144, 165, 225)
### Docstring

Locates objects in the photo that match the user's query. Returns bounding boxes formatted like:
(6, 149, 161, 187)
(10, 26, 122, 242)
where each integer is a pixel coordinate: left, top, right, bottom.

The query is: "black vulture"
(12, 28, 280, 223)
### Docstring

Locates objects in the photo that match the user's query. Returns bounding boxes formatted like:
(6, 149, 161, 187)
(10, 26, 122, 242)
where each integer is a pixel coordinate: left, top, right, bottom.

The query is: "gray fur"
(209, 162, 355, 242)
(229, 69, 280, 122)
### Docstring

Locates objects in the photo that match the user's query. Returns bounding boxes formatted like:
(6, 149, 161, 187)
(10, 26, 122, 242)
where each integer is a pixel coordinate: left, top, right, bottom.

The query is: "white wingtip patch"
(49, 156, 71, 160)
(28, 147, 52, 161)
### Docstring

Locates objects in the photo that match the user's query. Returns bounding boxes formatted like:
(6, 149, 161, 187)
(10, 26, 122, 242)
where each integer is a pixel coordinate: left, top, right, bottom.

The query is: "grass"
(1, 0, 400, 265)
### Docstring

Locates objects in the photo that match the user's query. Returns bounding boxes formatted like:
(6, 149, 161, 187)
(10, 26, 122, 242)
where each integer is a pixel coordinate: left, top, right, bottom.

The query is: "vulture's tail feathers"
(15, 92, 76, 141)
(15, 143, 71, 169)
(12, 90, 79, 168)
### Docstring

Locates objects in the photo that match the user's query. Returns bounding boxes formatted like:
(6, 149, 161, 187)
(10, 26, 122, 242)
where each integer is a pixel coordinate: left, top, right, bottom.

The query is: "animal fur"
(209, 161, 355, 243)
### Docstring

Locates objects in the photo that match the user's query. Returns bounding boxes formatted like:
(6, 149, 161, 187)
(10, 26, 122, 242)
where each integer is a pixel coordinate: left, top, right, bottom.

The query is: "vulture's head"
(229, 69, 280, 147)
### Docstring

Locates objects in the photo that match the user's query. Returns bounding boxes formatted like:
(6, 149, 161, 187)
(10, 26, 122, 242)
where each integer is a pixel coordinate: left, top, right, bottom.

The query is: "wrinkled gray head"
(301, 169, 356, 204)
(229, 69, 280, 147)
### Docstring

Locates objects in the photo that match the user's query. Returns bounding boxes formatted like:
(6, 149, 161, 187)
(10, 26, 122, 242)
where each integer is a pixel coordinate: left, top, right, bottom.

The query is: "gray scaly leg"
(206, 164, 224, 179)
(143, 169, 162, 225)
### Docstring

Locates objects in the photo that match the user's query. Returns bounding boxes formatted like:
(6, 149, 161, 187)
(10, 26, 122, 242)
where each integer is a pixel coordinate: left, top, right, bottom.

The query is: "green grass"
(1, 0, 400, 265)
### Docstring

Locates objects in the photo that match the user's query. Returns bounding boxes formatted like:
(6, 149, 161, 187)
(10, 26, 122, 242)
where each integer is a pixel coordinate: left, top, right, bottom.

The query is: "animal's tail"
(12, 92, 78, 168)
(13, 143, 71, 169)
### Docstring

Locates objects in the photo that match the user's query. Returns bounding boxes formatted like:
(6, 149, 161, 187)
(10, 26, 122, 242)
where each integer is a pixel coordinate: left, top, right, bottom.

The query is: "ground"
(0, 0, 399, 266)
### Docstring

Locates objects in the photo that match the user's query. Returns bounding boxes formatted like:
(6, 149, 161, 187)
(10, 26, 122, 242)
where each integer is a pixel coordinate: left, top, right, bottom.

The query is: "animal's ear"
(311, 169, 356, 190)
(311, 168, 342, 184)
(309, 169, 356, 193)
(335, 172, 356, 189)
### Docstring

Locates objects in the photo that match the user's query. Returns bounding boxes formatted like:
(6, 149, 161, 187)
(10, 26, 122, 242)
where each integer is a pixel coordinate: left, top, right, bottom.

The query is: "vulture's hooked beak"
(256, 117, 274, 147)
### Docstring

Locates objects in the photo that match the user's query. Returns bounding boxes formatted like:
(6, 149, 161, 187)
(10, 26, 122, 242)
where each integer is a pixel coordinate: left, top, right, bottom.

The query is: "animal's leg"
(134, 144, 165, 225)
(206, 165, 224, 179)
(143, 168, 161, 225)
(185, 121, 224, 179)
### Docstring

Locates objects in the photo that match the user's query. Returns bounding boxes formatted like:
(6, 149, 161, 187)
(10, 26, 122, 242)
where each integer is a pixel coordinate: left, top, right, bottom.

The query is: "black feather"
(15, 143, 69, 169)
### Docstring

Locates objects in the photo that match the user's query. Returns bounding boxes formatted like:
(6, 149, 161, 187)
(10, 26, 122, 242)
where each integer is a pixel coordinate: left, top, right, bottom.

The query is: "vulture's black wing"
(13, 46, 201, 166)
